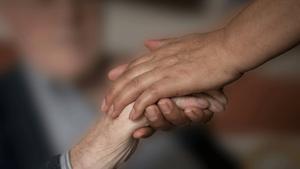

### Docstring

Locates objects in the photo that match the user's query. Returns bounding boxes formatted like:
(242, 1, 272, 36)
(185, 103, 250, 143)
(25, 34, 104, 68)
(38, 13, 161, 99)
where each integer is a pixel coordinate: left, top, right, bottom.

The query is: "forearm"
(223, 0, 300, 73)
(70, 104, 148, 169)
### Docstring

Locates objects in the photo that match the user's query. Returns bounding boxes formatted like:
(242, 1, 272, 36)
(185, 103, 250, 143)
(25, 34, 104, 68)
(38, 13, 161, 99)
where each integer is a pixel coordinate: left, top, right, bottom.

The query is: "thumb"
(144, 38, 175, 51)
(108, 63, 129, 81)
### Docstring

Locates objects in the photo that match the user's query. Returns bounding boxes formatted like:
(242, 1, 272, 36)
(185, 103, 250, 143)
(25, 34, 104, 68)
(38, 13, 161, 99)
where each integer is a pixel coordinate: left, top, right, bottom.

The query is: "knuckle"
(106, 86, 115, 96)
(122, 71, 134, 81)
(158, 99, 166, 107)
(167, 56, 180, 65)
(145, 110, 153, 119)
(131, 77, 141, 88)
(147, 86, 160, 98)
(145, 106, 153, 113)
(129, 58, 143, 68)
(149, 105, 158, 112)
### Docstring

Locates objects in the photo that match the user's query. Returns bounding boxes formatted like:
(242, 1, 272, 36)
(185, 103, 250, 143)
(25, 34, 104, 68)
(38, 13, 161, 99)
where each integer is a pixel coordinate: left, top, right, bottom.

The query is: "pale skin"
(71, 103, 148, 169)
(103, 0, 300, 120)
(71, 97, 219, 169)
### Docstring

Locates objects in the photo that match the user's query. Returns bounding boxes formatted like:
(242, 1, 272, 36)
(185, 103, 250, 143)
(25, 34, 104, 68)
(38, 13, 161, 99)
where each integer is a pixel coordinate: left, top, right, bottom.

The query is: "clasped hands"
(70, 30, 238, 169)
(71, 92, 226, 169)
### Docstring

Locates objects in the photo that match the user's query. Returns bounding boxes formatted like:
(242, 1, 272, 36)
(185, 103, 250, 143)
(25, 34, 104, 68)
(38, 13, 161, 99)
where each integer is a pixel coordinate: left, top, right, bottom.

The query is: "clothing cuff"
(60, 151, 73, 169)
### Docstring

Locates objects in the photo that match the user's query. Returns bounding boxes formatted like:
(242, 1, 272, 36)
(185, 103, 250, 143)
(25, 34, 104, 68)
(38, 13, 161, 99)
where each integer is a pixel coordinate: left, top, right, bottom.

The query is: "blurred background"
(0, 0, 299, 169)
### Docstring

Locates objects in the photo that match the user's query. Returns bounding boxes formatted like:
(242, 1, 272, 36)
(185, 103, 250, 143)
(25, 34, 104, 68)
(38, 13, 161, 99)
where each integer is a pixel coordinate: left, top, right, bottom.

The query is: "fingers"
(104, 62, 158, 114)
(132, 127, 155, 139)
(172, 94, 210, 110)
(157, 98, 190, 126)
(108, 68, 164, 118)
(144, 38, 176, 51)
(127, 53, 154, 69)
(104, 42, 189, 115)
(130, 77, 189, 120)
(205, 94, 226, 113)
(184, 108, 204, 123)
(107, 64, 129, 81)
(206, 90, 228, 105)
(172, 95, 212, 123)
(144, 105, 173, 130)
(172, 92, 227, 123)
(107, 55, 188, 115)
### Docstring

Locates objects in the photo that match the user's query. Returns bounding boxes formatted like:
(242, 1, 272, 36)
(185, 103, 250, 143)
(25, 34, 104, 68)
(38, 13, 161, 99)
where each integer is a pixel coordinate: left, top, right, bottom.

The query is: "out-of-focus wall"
(102, 0, 246, 54)
(102, 0, 300, 73)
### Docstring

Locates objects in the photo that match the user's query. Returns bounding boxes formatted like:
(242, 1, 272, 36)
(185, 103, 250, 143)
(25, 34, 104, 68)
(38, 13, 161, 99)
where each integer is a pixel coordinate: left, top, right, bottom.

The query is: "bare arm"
(224, 0, 300, 73)
(103, 0, 300, 120)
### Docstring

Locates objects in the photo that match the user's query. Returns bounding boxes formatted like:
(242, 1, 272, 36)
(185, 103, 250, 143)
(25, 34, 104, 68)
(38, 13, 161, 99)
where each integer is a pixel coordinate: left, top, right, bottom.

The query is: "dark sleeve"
(0, 75, 62, 169)
(40, 155, 61, 169)
(0, 81, 17, 169)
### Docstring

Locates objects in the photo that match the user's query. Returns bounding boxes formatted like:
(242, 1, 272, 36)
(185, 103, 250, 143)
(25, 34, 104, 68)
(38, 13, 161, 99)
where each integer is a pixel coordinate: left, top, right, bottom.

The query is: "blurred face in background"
(0, 0, 101, 80)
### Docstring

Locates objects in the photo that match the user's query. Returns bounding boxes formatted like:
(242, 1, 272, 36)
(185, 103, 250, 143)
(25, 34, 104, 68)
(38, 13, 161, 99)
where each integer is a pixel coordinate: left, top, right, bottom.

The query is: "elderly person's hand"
(131, 90, 228, 138)
(70, 103, 147, 169)
(102, 30, 239, 121)
(70, 91, 227, 169)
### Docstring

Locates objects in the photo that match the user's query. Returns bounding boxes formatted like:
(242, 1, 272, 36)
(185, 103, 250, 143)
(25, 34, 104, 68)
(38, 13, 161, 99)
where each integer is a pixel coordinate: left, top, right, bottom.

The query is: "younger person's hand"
(102, 59, 227, 139)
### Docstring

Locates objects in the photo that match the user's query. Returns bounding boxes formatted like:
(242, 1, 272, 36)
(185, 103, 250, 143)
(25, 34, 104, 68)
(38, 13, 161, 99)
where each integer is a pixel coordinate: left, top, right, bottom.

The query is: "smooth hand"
(102, 30, 240, 121)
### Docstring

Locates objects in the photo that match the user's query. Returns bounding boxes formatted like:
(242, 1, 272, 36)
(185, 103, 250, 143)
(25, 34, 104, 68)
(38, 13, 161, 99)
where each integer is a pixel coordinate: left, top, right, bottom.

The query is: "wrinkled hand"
(71, 103, 148, 169)
(70, 91, 228, 169)
(102, 29, 239, 121)
(132, 90, 228, 139)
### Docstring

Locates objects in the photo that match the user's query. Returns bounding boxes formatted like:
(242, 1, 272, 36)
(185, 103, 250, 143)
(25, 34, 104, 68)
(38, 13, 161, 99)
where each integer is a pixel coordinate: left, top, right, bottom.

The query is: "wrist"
(222, 25, 267, 74)
(205, 29, 245, 84)
(70, 132, 135, 169)
(215, 28, 245, 75)
(69, 104, 147, 169)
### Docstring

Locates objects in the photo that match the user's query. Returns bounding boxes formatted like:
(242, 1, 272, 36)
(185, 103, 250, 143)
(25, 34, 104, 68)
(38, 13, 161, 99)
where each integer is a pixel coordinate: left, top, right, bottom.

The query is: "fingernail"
(101, 99, 106, 112)
(148, 112, 157, 122)
(160, 102, 171, 114)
